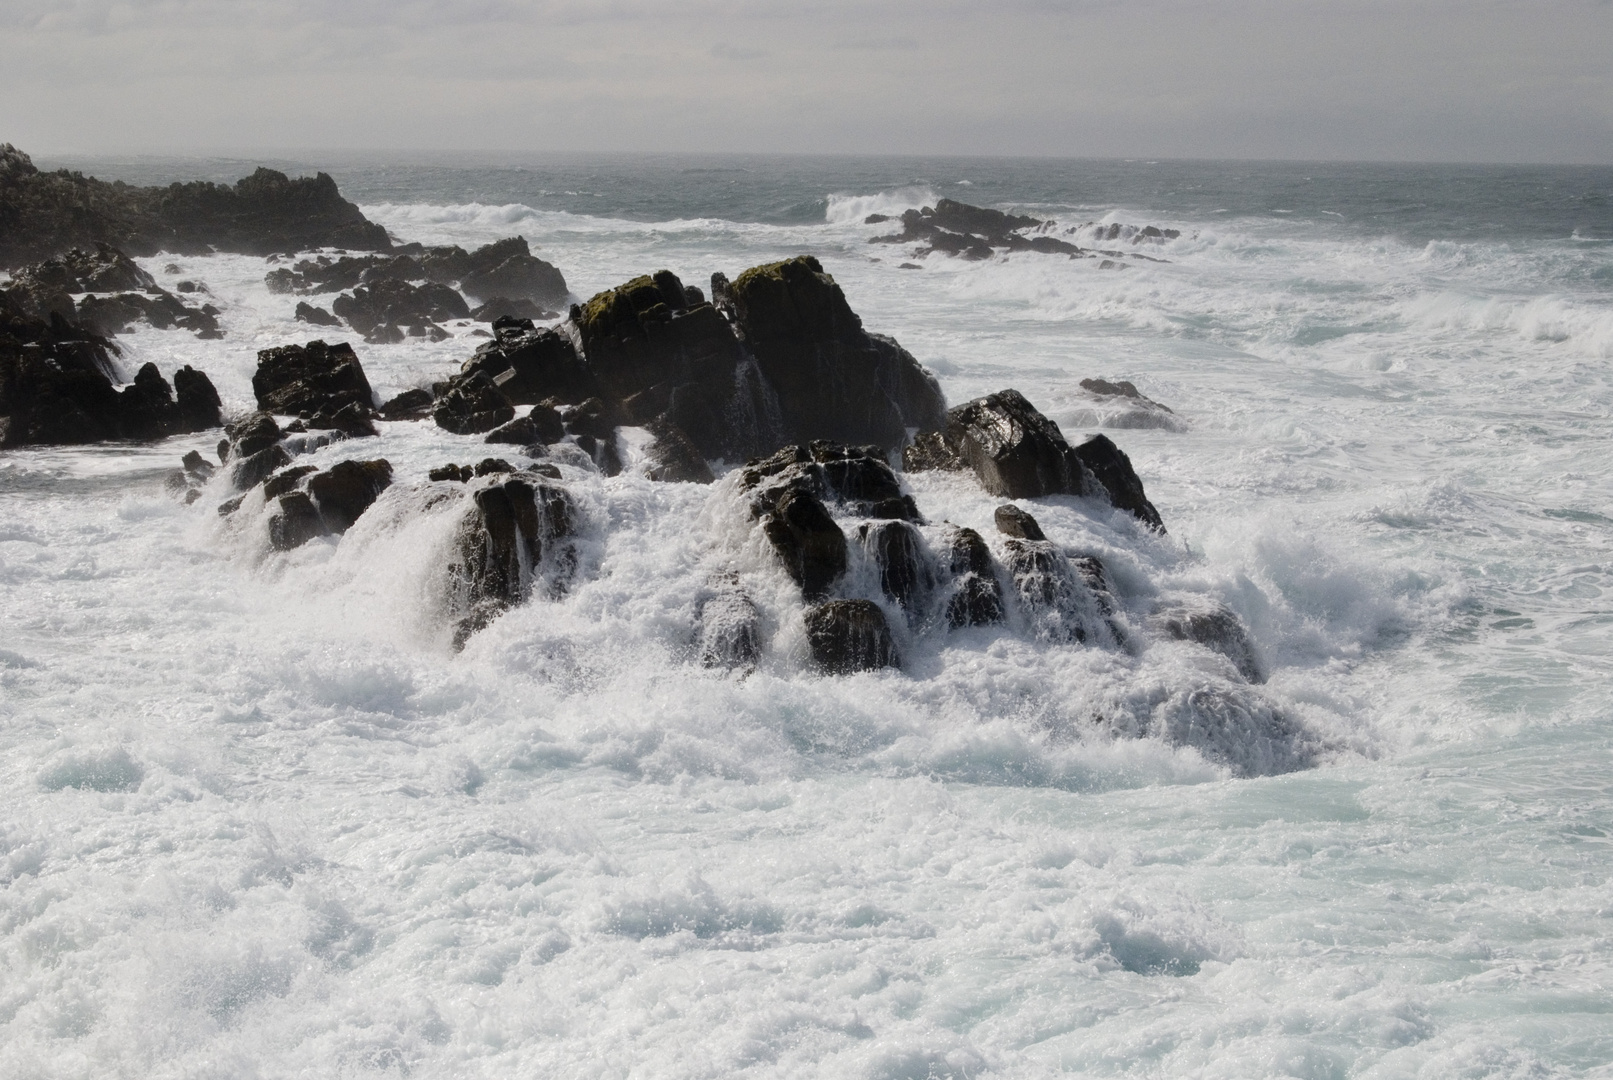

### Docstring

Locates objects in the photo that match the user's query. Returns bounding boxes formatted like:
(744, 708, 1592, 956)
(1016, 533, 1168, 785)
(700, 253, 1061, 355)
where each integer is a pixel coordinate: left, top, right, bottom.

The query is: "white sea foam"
(3, 179, 1612, 1077)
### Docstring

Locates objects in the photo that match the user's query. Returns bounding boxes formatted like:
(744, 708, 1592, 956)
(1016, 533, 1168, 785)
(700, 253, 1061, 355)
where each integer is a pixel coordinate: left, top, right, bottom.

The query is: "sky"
(3, 0, 1611, 163)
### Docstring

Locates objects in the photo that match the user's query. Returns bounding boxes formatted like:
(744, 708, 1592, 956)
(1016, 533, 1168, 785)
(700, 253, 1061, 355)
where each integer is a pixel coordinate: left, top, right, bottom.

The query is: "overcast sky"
(3, 0, 1610, 163)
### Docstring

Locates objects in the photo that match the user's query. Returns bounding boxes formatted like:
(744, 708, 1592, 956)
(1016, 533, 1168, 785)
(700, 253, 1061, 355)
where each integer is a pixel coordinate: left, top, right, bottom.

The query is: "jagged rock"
(262, 464, 317, 499)
(378, 387, 433, 420)
(485, 406, 564, 446)
(742, 443, 919, 521)
(0, 147, 390, 269)
(721, 256, 947, 453)
(858, 520, 932, 614)
(1072, 378, 1184, 432)
(474, 458, 515, 476)
(469, 296, 556, 323)
(697, 585, 762, 668)
(306, 459, 392, 531)
(295, 301, 342, 327)
(253, 340, 374, 417)
(1153, 603, 1264, 683)
(117, 362, 180, 439)
(262, 238, 563, 308)
(460, 322, 600, 407)
(332, 279, 468, 337)
(365, 323, 405, 345)
(173, 365, 222, 431)
(231, 444, 292, 490)
(993, 504, 1046, 541)
(901, 429, 964, 472)
(4, 243, 155, 298)
(434, 372, 515, 435)
(448, 475, 576, 646)
(268, 491, 325, 551)
(75, 288, 220, 339)
(1002, 539, 1113, 646)
(1074, 433, 1164, 531)
(931, 389, 1095, 499)
(574, 269, 770, 461)
(458, 238, 569, 309)
(805, 600, 898, 674)
(224, 411, 282, 459)
(429, 464, 473, 483)
(942, 526, 1005, 628)
(306, 400, 377, 438)
(870, 199, 1078, 260)
(562, 397, 622, 475)
(644, 417, 714, 484)
(760, 488, 847, 601)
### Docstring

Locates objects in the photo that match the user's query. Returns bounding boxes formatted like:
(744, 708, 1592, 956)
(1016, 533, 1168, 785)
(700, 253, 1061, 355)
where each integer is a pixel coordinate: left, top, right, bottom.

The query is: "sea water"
(2, 155, 1611, 1078)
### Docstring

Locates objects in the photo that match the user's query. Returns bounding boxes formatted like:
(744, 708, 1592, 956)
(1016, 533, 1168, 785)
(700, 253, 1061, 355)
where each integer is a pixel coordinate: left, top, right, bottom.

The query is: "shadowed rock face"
(332, 279, 469, 338)
(461, 321, 602, 407)
(0, 145, 390, 267)
(720, 256, 947, 453)
(0, 290, 223, 446)
(942, 526, 1006, 629)
(761, 489, 848, 602)
(449, 474, 577, 647)
(434, 371, 515, 435)
(1153, 603, 1265, 683)
(805, 599, 899, 674)
(1074, 433, 1165, 532)
(859, 520, 933, 615)
(253, 340, 375, 417)
(742, 443, 919, 522)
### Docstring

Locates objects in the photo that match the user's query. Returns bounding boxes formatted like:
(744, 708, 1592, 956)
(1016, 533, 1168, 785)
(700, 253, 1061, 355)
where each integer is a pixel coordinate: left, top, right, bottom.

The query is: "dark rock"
(644, 417, 714, 484)
(333, 279, 469, 337)
(181, 449, 215, 479)
(902, 429, 965, 472)
(429, 464, 473, 483)
(262, 464, 317, 500)
(3, 243, 155, 298)
(217, 494, 245, 516)
(173, 365, 222, 431)
(458, 238, 569, 309)
(116, 362, 180, 439)
(448, 476, 576, 646)
(0, 147, 390, 269)
(742, 443, 919, 521)
(1002, 539, 1115, 646)
(364, 323, 404, 345)
(306, 458, 392, 531)
(473, 458, 515, 476)
(561, 397, 616, 441)
(993, 504, 1046, 541)
(722, 256, 947, 453)
(485, 406, 564, 446)
(73, 286, 220, 339)
(268, 491, 326, 551)
(460, 324, 600, 407)
(858, 520, 932, 614)
(527, 462, 562, 479)
(378, 387, 434, 420)
(434, 371, 515, 435)
(935, 389, 1094, 499)
(761, 488, 847, 601)
(294, 301, 342, 327)
(1073, 433, 1164, 531)
(308, 400, 378, 438)
(942, 526, 1005, 628)
(230, 443, 292, 490)
(697, 585, 762, 669)
(864, 213, 891, 224)
(469, 296, 556, 323)
(224, 410, 282, 459)
(253, 340, 374, 416)
(1155, 603, 1263, 683)
(805, 600, 898, 674)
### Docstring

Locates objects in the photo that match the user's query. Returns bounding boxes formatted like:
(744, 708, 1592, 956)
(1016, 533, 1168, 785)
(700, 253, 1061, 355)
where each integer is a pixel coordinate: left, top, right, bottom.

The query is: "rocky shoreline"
(1, 153, 1306, 774)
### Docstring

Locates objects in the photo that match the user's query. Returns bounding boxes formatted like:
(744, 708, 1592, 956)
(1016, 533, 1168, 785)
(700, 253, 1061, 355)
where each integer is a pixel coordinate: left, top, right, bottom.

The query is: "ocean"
(3, 153, 1612, 1078)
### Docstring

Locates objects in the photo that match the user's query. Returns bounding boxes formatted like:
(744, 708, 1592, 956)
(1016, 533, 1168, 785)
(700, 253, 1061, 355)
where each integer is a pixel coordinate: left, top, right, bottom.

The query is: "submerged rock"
(268, 491, 325, 551)
(305, 459, 393, 532)
(460, 321, 601, 407)
(742, 443, 919, 521)
(698, 584, 762, 669)
(859, 519, 932, 615)
(760, 488, 848, 602)
(1152, 602, 1264, 683)
(805, 599, 899, 674)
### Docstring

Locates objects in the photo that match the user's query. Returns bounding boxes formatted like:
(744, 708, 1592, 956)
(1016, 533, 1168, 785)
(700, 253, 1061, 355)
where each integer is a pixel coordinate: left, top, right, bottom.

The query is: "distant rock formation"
(0, 144, 390, 268)
(869, 197, 1180, 263)
(266, 237, 568, 313)
(3, 244, 222, 339)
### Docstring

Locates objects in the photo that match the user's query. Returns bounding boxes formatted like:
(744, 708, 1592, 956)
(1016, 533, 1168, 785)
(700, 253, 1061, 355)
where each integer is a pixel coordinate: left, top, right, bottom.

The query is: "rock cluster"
(0, 144, 390, 268)
(4, 245, 222, 339)
(0, 287, 221, 446)
(868, 198, 1180, 264)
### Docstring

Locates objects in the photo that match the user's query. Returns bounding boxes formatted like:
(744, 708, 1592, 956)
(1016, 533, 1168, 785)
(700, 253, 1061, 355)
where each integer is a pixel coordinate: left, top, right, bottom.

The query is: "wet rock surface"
(921, 389, 1095, 499)
(332, 279, 470, 340)
(448, 473, 577, 647)
(434, 372, 516, 435)
(1074, 433, 1165, 531)
(805, 599, 899, 674)
(263, 236, 566, 311)
(868, 198, 1179, 264)
(253, 339, 375, 417)
(1152, 602, 1264, 682)
(0, 145, 390, 268)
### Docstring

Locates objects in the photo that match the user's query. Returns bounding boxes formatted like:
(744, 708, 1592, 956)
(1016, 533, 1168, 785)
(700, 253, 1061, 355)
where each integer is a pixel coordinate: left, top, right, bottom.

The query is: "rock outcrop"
(805, 599, 899, 674)
(447, 473, 577, 647)
(265, 237, 567, 312)
(941, 526, 1006, 629)
(0, 289, 222, 446)
(1072, 433, 1165, 532)
(433, 372, 515, 435)
(867, 198, 1179, 263)
(331, 279, 470, 340)
(0, 145, 390, 268)
(253, 339, 375, 417)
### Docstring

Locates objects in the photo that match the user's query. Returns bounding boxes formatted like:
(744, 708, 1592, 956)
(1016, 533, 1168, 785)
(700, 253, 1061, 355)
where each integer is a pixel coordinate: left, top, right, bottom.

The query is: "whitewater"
(2, 156, 1611, 1078)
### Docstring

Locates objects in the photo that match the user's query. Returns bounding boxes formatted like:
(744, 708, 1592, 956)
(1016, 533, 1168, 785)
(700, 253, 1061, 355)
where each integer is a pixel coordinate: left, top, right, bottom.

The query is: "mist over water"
(4, 156, 1612, 1078)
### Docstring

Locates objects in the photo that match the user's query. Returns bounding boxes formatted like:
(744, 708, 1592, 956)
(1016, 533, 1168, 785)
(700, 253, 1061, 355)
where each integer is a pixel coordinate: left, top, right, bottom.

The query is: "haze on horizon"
(3, 0, 1611, 165)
